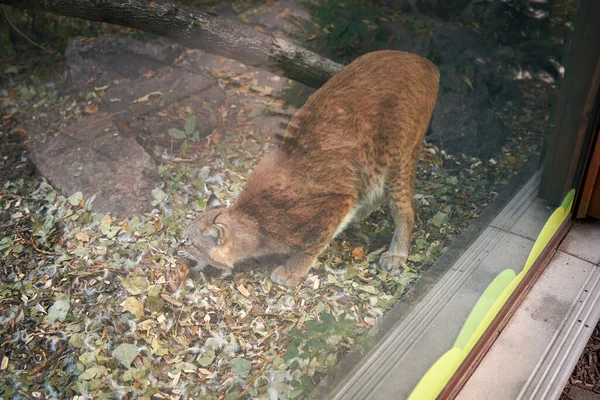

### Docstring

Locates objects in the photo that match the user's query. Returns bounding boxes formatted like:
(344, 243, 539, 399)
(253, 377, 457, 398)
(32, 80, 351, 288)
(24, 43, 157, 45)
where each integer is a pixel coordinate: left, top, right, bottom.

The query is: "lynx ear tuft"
(205, 193, 225, 211)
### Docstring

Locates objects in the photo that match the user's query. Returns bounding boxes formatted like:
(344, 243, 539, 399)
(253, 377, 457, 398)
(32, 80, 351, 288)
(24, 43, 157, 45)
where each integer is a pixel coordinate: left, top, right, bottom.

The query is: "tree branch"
(0, 0, 343, 88)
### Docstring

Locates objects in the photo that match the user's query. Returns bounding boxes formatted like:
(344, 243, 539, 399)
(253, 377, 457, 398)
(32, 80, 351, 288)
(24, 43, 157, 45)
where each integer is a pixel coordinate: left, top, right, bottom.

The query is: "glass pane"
(0, 0, 582, 398)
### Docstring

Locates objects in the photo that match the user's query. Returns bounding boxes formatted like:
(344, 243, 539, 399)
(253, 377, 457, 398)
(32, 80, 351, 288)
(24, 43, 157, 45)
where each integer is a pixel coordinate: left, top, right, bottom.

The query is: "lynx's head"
(179, 193, 269, 271)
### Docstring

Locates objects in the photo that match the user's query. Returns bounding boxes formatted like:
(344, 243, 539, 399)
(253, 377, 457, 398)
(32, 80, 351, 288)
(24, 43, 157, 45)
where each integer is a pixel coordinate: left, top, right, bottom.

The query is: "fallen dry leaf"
(133, 91, 163, 103)
(168, 260, 190, 292)
(75, 232, 89, 242)
(297, 313, 306, 329)
(237, 284, 251, 298)
(85, 103, 99, 114)
(351, 246, 365, 259)
(276, 8, 291, 20)
(161, 293, 184, 307)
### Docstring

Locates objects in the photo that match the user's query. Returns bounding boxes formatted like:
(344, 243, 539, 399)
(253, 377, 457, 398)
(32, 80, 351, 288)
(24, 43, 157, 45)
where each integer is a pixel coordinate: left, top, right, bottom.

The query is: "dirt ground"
(561, 324, 600, 399)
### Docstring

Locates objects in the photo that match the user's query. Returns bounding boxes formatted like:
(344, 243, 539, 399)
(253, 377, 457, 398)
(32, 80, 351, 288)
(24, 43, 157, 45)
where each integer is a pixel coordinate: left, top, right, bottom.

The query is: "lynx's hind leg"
(379, 154, 418, 271)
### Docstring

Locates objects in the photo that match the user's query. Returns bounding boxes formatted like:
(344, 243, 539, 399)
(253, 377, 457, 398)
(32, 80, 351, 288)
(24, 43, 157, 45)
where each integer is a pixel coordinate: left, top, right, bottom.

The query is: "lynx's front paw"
(379, 252, 407, 271)
(270, 266, 302, 288)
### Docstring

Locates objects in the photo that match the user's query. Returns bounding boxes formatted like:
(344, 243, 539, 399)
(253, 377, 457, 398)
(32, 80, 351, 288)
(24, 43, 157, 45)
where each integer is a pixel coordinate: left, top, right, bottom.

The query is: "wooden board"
(588, 166, 600, 218)
(577, 100, 600, 219)
(539, 0, 600, 205)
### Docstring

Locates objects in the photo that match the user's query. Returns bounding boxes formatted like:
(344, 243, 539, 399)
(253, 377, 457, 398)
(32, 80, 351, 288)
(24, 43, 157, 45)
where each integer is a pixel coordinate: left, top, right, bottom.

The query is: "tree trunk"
(0, 0, 343, 88)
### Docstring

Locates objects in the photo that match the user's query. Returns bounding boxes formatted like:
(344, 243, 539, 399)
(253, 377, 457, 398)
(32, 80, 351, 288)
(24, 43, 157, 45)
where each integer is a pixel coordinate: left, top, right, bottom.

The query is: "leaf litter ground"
(0, 47, 553, 399)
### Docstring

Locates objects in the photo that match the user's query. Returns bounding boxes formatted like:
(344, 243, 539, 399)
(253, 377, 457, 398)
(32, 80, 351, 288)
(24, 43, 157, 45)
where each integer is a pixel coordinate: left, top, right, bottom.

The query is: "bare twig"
(90, 86, 136, 138)
(2, 6, 46, 50)
(30, 235, 61, 256)
(72, 111, 126, 137)
(239, 358, 273, 398)
(31, 343, 67, 374)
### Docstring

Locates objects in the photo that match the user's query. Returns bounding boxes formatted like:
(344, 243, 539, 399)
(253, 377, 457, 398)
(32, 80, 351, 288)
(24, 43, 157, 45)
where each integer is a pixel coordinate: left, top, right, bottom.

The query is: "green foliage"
(403, 14, 436, 38)
(309, 0, 383, 54)
(168, 116, 201, 154)
(282, 312, 355, 391)
(0, 9, 103, 56)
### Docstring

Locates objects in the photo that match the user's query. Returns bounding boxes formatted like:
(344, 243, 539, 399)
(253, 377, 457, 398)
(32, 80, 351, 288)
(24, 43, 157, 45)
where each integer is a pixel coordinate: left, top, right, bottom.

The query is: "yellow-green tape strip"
(408, 348, 462, 400)
(407, 189, 575, 399)
(454, 269, 516, 350)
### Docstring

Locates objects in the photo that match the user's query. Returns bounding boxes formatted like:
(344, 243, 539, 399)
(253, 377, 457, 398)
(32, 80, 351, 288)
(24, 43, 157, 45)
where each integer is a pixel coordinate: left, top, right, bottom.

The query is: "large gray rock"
(29, 114, 156, 217)
(433, 25, 520, 83)
(426, 25, 523, 157)
(99, 68, 226, 145)
(461, 0, 550, 46)
(359, 24, 433, 58)
(429, 93, 505, 158)
(386, 0, 471, 19)
(62, 34, 227, 153)
(63, 35, 182, 92)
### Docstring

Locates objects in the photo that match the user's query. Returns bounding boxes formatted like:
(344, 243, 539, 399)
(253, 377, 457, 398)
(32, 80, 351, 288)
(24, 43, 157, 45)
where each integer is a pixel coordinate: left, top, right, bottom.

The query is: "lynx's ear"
(203, 224, 224, 245)
(205, 193, 225, 211)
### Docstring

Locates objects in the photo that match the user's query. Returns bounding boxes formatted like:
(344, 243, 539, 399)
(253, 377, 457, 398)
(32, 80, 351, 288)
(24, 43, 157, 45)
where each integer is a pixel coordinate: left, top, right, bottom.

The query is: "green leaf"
(79, 365, 107, 380)
(112, 343, 139, 368)
(0, 237, 13, 251)
(123, 367, 147, 382)
(226, 391, 241, 400)
(151, 188, 167, 204)
(430, 211, 449, 228)
(126, 216, 141, 233)
(122, 297, 144, 318)
(72, 379, 90, 395)
(447, 176, 459, 186)
(67, 192, 84, 206)
(198, 348, 215, 367)
(147, 284, 162, 297)
(151, 337, 168, 356)
(100, 214, 120, 238)
(319, 312, 336, 324)
(175, 361, 197, 373)
(120, 276, 149, 295)
(19, 86, 36, 101)
(185, 116, 196, 134)
(282, 345, 299, 361)
(144, 296, 164, 313)
(101, 225, 120, 239)
(168, 128, 187, 139)
(45, 295, 70, 324)
(357, 284, 379, 295)
(232, 357, 252, 379)
(3, 66, 19, 74)
(69, 333, 85, 348)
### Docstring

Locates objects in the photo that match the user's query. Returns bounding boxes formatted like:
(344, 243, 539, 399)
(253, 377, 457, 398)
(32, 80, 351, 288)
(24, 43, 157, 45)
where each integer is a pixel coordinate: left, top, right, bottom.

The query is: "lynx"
(180, 50, 440, 287)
